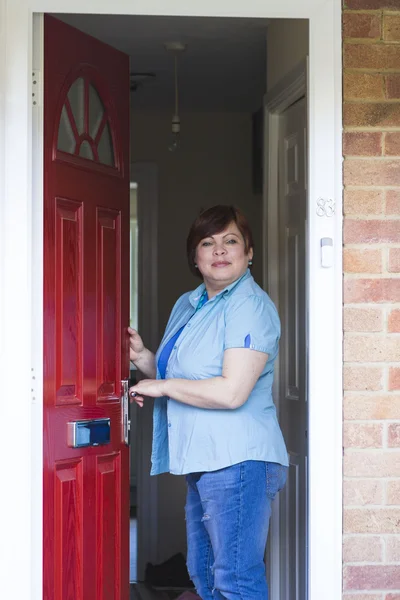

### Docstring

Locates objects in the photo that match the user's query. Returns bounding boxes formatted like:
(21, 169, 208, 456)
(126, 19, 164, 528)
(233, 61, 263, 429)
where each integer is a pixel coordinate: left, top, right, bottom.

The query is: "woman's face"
(195, 221, 253, 291)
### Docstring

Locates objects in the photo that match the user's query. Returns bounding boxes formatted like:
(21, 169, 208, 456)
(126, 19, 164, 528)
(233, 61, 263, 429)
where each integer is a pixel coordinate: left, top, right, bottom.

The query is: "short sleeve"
(224, 294, 280, 356)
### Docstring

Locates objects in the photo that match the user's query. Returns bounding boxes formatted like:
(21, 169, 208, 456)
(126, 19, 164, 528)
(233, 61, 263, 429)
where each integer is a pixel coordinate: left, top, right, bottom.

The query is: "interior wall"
(266, 19, 309, 90)
(131, 109, 262, 563)
(132, 110, 263, 334)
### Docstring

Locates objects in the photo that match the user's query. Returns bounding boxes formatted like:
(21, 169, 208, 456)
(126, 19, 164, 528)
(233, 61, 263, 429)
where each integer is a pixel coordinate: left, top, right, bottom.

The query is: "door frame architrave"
(0, 2, 342, 600)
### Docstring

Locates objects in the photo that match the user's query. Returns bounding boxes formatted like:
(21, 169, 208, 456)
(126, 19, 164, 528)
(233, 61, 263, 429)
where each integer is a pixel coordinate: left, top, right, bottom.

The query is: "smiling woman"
(128, 205, 288, 599)
(186, 205, 254, 294)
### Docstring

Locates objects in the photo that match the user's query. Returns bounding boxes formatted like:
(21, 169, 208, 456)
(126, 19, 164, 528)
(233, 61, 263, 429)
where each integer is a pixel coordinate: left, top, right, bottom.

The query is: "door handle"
(121, 379, 130, 445)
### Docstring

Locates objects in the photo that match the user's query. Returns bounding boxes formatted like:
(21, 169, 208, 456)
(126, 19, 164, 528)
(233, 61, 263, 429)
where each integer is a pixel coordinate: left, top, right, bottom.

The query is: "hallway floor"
(130, 583, 181, 599)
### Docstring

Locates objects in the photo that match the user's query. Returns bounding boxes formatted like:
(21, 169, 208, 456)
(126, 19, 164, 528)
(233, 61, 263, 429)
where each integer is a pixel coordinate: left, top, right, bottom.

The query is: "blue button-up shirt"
(151, 270, 288, 475)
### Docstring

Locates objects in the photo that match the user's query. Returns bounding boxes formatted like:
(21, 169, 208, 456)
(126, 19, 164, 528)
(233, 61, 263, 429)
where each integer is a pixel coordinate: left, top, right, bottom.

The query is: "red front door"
(43, 15, 130, 600)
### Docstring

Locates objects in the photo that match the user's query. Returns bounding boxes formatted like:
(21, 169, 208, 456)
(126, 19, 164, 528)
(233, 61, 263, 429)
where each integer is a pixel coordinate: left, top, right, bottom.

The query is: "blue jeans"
(185, 461, 287, 600)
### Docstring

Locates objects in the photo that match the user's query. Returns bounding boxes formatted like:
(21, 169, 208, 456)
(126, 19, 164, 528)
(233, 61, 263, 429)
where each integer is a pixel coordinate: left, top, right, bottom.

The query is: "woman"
(128, 205, 288, 600)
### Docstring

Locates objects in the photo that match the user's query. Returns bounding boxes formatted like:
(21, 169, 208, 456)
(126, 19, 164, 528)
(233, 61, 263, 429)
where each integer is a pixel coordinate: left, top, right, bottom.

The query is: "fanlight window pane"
(89, 84, 104, 140)
(57, 77, 116, 168)
(57, 105, 76, 154)
(79, 140, 94, 160)
(67, 77, 85, 135)
(98, 122, 114, 166)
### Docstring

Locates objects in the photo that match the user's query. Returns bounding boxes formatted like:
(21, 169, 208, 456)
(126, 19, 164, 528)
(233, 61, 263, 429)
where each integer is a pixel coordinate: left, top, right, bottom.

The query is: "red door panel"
(97, 207, 121, 401)
(54, 459, 83, 600)
(43, 15, 130, 600)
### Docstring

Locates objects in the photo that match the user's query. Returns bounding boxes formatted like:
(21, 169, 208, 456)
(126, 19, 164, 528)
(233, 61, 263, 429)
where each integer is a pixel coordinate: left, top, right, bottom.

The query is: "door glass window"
(57, 76, 115, 167)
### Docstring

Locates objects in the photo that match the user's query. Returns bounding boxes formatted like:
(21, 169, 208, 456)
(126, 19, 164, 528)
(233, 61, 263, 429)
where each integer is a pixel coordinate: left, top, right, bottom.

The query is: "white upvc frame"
(0, 2, 342, 600)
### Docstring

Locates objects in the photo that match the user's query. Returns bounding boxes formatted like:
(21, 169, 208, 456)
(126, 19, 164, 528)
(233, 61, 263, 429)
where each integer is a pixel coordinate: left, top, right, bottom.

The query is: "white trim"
(0, 4, 36, 599)
(263, 59, 307, 600)
(31, 0, 332, 16)
(308, 5, 343, 600)
(0, 2, 342, 600)
(31, 13, 44, 599)
(132, 161, 159, 581)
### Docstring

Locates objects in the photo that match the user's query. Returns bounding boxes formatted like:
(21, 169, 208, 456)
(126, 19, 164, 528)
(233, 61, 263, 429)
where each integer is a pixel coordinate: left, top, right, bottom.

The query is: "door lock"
(121, 379, 130, 445)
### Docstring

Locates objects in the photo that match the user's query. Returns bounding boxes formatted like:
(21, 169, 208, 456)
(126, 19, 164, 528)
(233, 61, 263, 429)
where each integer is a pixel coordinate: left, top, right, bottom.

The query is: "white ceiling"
(55, 14, 269, 112)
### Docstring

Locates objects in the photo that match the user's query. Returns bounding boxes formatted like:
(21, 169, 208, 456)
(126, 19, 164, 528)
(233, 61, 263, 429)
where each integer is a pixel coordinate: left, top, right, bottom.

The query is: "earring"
(195, 264, 198, 268)
(248, 260, 253, 265)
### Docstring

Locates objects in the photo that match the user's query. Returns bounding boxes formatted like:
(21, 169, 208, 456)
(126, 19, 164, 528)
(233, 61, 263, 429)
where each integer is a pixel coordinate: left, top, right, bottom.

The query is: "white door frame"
(263, 59, 308, 600)
(0, 2, 342, 600)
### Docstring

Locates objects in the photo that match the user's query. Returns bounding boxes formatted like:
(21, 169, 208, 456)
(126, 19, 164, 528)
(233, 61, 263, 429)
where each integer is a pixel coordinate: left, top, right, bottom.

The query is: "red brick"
(346, 0, 400, 7)
(344, 479, 383, 505)
(387, 480, 400, 504)
(344, 131, 383, 156)
(345, 220, 400, 243)
(344, 103, 400, 128)
(385, 132, 400, 156)
(344, 564, 400, 590)
(344, 189, 383, 215)
(344, 278, 400, 303)
(384, 14, 400, 43)
(389, 367, 400, 391)
(345, 189, 384, 215)
(388, 423, 400, 446)
(386, 337, 400, 361)
(344, 507, 400, 532)
(345, 335, 400, 361)
(387, 595, 400, 600)
(386, 75, 400, 99)
(386, 537, 400, 562)
(344, 452, 400, 477)
(343, 596, 382, 600)
(344, 365, 383, 390)
(389, 309, 400, 333)
(343, 535, 383, 562)
(344, 159, 400, 186)
(344, 248, 383, 272)
(344, 422, 383, 448)
(344, 307, 383, 332)
(343, 12, 382, 39)
(343, 333, 400, 363)
(388, 248, 400, 272)
(344, 334, 385, 361)
(386, 190, 400, 215)
(344, 43, 400, 70)
(344, 72, 385, 100)
(386, 536, 400, 564)
(344, 394, 400, 419)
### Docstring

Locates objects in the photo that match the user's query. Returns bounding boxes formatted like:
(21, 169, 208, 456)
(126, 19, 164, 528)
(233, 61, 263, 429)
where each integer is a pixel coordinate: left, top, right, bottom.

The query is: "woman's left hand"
(129, 379, 166, 408)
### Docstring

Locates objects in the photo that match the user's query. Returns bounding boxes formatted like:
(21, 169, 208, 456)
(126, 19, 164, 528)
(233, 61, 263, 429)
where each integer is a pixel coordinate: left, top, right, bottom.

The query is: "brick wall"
(343, 1, 400, 598)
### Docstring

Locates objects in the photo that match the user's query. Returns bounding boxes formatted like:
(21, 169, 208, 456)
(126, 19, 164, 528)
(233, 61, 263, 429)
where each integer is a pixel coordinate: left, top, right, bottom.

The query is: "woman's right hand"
(128, 327, 145, 363)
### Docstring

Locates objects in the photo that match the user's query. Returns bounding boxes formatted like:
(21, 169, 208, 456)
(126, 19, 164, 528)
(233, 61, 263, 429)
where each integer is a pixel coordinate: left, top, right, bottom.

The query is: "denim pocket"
(265, 461, 288, 500)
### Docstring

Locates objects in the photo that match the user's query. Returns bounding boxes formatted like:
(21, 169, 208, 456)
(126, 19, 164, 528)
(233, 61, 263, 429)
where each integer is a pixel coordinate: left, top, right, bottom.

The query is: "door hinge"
(32, 70, 42, 107)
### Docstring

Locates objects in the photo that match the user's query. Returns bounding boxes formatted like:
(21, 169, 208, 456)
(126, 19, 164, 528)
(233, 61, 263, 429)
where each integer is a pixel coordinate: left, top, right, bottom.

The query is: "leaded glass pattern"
(57, 77, 115, 167)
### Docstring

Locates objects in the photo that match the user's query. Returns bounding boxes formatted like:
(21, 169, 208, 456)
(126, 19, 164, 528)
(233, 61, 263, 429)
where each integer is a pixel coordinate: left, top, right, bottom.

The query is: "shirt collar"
(188, 269, 251, 308)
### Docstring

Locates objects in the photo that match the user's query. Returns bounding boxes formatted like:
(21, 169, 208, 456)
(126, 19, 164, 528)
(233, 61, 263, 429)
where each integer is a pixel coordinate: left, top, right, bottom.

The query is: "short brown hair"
(186, 205, 254, 278)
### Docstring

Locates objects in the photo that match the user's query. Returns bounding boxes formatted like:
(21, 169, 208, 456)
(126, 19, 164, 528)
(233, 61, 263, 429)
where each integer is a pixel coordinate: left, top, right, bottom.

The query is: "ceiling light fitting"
(165, 42, 186, 152)
(129, 72, 156, 93)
